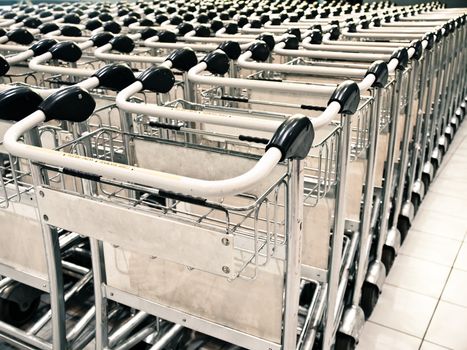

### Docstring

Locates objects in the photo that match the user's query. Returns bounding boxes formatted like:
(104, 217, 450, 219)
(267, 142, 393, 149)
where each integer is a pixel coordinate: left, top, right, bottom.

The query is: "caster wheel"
(0, 291, 41, 327)
(421, 173, 430, 192)
(397, 216, 411, 242)
(431, 159, 439, 177)
(411, 194, 421, 214)
(360, 282, 379, 319)
(381, 245, 396, 275)
(335, 333, 356, 350)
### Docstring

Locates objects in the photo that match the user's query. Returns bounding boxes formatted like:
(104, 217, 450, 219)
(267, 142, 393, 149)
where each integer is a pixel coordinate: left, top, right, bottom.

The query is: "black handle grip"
(62, 168, 101, 182)
(140, 18, 154, 27)
(7, 28, 34, 45)
(39, 86, 95, 122)
(61, 25, 82, 37)
(280, 34, 299, 50)
(365, 60, 389, 88)
(103, 21, 121, 34)
(248, 41, 270, 62)
(266, 115, 314, 161)
(122, 16, 137, 27)
(49, 41, 82, 62)
(140, 28, 158, 40)
(109, 35, 134, 53)
(157, 30, 177, 43)
(177, 22, 194, 36)
(0, 55, 9, 76)
(217, 41, 241, 60)
(85, 19, 102, 31)
(328, 80, 360, 115)
(256, 33, 275, 50)
(238, 135, 269, 144)
(390, 48, 409, 70)
(63, 13, 80, 24)
(220, 95, 248, 103)
(91, 32, 114, 47)
(138, 66, 175, 93)
(39, 22, 59, 34)
(93, 64, 136, 91)
(23, 17, 42, 29)
(148, 121, 181, 130)
(165, 48, 198, 72)
(210, 20, 223, 33)
(225, 23, 238, 34)
(30, 38, 57, 57)
(0, 86, 43, 121)
(202, 50, 230, 75)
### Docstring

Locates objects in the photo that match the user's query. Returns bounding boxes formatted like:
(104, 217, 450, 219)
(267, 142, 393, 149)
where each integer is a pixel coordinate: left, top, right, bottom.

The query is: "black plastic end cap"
(157, 30, 177, 43)
(49, 41, 82, 62)
(109, 35, 135, 53)
(410, 40, 423, 60)
(85, 19, 102, 31)
(123, 16, 138, 27)
(286, 27, 301, 41)
(360, 20, 370, 29)
(328, 80, 360, 115)
(348, 22, 357, 32)
(365, 60, 389, 88)
(256, 33, 275, 50)
(218, 41, 241, 60)
(140, 28, 158, 40)
(103, 21, 121, 34)
(23, 17, 42, 29)
(248, 41, 270, 62)
(211, 20, 223, 33)
(194, 25, 211, 37)
(165, 48, 198, 72)
(39, 22, 59, 34)
(91, 32, 114, 47)
(30, 38, 57, 56)
(237, 16, 248, 28)
(61, 25, 82, 37)
(177, 22, 194, 36)
(202, 50, 230, 75)
(281, 34, 299, 50)
(63, 13, 80, 24)
(423, 32, 435, 50)
(39, 86, 95, 123)
(0, 86, 43, 121)
(93, 64, 136, 91)
(7, 28, 34, 45)
(0, 55, 9, 76)
(140, 18, 154, 26)
(308, 29, 323, 44)
(390, 48, 409, 70)
(138, 66, 175, 93)
(225, 23, 238, 35)
(266, 115, 314, 161)
(329, 25, 340, 40)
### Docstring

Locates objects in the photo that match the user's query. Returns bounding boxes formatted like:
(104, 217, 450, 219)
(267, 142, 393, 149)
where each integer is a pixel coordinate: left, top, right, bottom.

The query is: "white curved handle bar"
(188, 61, 336, 95)
(116, 80, 342, 130)
(3, 109, 285, 198)
(274, 41, 390, 62)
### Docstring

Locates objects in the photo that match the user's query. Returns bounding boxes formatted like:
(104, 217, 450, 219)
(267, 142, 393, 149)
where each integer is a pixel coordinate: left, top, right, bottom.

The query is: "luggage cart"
(116, 52, 374, 350)
(0, 86, 97, 350)
(3, 85, 326, 350)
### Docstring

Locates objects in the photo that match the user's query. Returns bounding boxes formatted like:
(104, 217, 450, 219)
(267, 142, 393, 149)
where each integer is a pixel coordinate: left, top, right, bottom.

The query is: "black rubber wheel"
(381, 245, 396, 275)
(360, 282, 379, 319)
(0, 294, 40, 327)
(421, 173, 431, 192)
(431, 158, 440, 177)
(411, 194, 421, 214)
(334, 333, 356, 350)
(397, 216, 411, 243)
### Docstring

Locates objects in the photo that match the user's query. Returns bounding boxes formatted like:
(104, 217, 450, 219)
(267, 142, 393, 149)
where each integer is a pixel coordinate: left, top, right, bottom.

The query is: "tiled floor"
(357, 122, 467, 350)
